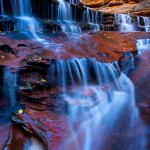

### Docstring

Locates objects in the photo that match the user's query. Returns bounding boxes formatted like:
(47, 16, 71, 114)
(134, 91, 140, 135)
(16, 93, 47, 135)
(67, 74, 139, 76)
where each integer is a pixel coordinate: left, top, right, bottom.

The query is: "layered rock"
(0, 30, 149, 149)
(81, 0, 150, 16)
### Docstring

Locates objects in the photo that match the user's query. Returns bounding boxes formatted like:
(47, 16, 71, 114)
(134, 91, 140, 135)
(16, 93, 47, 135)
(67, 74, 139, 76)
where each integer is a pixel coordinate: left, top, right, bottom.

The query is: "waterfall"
(57, 0, 81, 33)
(137, 38, 150, 51)
(115, 14, 150, 32)
(10, 0, 37, 32)
(115, 14, 150, 50)
(24, 136, 45, 150)
(137, 16, 150, 32)
(68, 0, 80, 5)
(3, 68, 17, 106)
(82, 7, 100, 31)
(11, 0, 32, 17)
(58, 0, 72, 21)
(0, 0, 4, 16)
(47, 58, 147, 150)
(115, 14, 135, 32)
(137, 16, 150, 50)
(143, 16, 150, 32)
(48, 58, 120, 90)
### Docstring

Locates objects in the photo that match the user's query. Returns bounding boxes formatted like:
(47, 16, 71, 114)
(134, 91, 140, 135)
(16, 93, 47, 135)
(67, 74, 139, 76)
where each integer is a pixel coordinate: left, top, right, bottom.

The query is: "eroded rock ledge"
(0, 31, 149, 68)
(0, 31, 149, 149)
(81, 0, 150, 16)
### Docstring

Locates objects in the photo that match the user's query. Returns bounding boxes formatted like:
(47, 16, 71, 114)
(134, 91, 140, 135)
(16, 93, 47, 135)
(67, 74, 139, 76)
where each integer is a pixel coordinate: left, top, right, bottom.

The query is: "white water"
(48, 58, 120, 90)
(24, 136, 45, 150)
(82, 7, 100, 31)
(48, 58, 148, 150)
(0, 2, 149, 149)
(115, 14, 135, 32)
(115, 14, 150, 51)
(61, 75, 147, 150)
(11, 0, 32, 17)
(137, 16, 150, 32)
(57, 0, 81, 33)
(115, 14, 150, 32)
(137, 39, 150, 51)
(58, 0, 72, 21)
(11, 0, 38, 32)
(137, 16, 150, 50)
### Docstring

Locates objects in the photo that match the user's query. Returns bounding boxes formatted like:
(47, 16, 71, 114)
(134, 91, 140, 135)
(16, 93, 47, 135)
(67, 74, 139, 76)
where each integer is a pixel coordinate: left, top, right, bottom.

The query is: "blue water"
(3, 67, 17, 106)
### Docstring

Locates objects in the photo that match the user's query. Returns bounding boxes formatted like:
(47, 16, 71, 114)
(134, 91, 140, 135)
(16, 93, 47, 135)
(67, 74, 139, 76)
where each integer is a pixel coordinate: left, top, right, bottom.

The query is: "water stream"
(82, 7, 100, 31)
(57, 0, 81, 33)
(0, 1, 150, 150)
(47, 57, 148, 150)
(115, 14, 150, 32)
(3, 67, 17, 106)
(115, 14, 135, 32)
(0, 0, 4, 16)
(115, 14, 150, 50)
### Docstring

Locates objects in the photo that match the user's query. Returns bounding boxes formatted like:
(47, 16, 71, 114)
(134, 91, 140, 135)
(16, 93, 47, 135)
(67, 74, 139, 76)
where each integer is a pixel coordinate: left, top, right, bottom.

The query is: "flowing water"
(82, 7, 100, 31)
(11, 0, 40, 33)
(24, 136, 45, 150)
(11, 0, 32, 17)
(115, 14, 150, 32)
(57, 0, 81, 33)
(0, 0, 4, 16)
(137, 16, 150, 47)
(3, 67, 17, 106)
(115, 14, 150, 50)
(47, 58, 148, 150)
(0, 1, 150, 150)
(68, 0, 80, 5)
(137, 16, 150, 32)
(115, 14, 135, 32)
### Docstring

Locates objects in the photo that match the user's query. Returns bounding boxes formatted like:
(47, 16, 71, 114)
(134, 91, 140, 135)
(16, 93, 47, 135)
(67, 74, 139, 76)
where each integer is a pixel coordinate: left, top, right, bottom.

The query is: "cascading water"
(138, 16, 150, 32)
(137, 38, 150, 51)
(3, 68, 17, 106)
(115, 14, 150, 51)
(24, 136, 45, 150)
(0, 0, 4, 16)
(137, 16, 150, 49)
(11, 0, 32, 17)
(68, 0, 80, 5)
(0, 1, 149, 149)
(57, 0, 81, 33)
(10, 0, 39, 34)
(10, 0, 51, 47)
(58, 0, 72, 21)
(82, 7, 100, 31)
(48, 58, 148, 150)
(48, 58, 120, 89)
(115, 14, 135, 32)
(115, 14, 150, 32)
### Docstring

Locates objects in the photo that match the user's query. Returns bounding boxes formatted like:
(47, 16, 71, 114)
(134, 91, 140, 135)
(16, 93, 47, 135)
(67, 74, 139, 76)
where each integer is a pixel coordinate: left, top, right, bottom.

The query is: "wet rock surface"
(131, 50, 150, 113)
(0, 31, 149, 68)
(0, 30, 149, 150)
(0, 0, 150, 149)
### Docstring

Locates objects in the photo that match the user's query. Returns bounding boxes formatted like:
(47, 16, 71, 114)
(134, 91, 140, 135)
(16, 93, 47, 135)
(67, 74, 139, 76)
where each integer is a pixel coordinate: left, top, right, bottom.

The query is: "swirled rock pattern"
(81, 0, 150, 16)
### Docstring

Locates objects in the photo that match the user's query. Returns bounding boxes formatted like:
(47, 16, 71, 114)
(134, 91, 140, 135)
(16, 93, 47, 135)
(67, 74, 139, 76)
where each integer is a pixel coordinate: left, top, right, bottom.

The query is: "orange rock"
(81, 0, 150, 16)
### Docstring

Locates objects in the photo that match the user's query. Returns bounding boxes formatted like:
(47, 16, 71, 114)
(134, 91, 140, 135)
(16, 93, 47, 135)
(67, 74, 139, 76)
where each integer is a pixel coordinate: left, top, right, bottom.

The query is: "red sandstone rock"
(11, 106, 74, 150)
(0, 32, 149, 69)
(4, 125, 31, 150)
(81, 0, 150, 16)
(0, 31, 149, 150)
